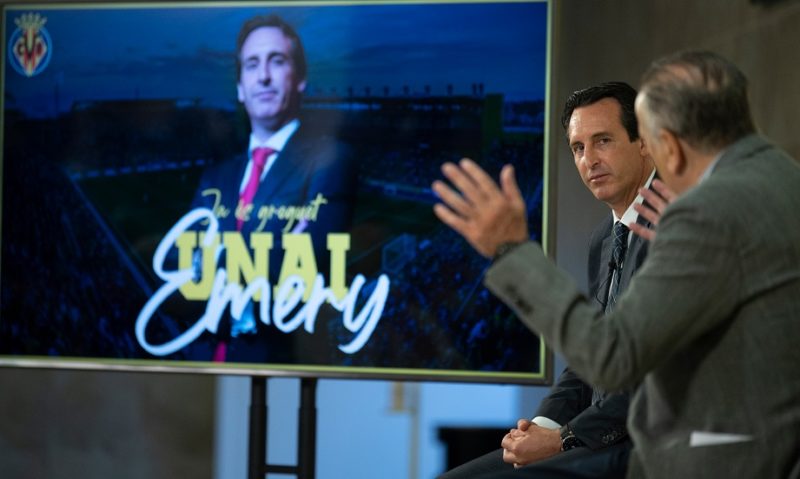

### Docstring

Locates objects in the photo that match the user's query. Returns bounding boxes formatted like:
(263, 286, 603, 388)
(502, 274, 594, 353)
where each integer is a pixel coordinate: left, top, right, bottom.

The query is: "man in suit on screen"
(189, 14, 356, 361)
(440, 82, 657, 478)
(192, 14, 355, 244)
(433, 50, 800, 478)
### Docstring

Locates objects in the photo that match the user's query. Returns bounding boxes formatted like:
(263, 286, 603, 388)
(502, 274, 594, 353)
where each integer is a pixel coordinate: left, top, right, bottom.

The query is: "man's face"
(237, 26, 306, 130)
(567, 98, 649, 214)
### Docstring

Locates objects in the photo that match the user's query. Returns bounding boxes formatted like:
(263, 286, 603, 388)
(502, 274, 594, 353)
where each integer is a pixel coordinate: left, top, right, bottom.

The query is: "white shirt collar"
(613, 168, 656, 225)
(239, 119, 301, 193)
(247, 119, 300, 158)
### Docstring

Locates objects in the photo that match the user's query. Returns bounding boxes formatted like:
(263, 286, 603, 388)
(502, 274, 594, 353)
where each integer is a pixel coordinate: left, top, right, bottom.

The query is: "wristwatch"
(559, 423, 586, 451)
(493, 241, 522, 262)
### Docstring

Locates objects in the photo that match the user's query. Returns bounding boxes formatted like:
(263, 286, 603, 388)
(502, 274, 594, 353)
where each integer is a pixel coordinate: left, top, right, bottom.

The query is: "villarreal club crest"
(8, 12, 52, 78)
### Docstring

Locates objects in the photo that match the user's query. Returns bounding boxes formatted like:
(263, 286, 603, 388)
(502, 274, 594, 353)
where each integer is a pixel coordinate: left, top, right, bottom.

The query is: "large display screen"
(1, 1, 551, 383)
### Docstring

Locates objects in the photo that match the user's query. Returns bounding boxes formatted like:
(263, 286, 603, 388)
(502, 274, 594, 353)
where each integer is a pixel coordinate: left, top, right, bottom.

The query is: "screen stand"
(248, 376, 318, 479)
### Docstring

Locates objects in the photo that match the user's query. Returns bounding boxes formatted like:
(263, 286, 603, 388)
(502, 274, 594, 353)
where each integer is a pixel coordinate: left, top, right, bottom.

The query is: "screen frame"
(0, 0, 555, 385)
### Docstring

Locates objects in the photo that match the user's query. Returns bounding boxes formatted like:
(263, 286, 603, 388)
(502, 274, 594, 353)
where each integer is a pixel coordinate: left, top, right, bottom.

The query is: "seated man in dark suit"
(439, 82, 655, 478)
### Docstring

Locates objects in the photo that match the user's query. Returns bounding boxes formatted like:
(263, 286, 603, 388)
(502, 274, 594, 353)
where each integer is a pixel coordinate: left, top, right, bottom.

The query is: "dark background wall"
(548, 0, 800, 291)
(0, 368, 214, 478)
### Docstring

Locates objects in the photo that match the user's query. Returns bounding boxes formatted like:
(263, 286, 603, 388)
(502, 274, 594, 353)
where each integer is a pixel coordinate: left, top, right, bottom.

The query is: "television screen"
(1, 0, 551, 383)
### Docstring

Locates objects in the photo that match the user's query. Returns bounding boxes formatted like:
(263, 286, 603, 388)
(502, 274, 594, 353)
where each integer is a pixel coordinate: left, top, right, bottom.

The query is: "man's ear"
(237, 82, 245, 103)
(638, 137, 650, 158)
(659, 129, 687, 177)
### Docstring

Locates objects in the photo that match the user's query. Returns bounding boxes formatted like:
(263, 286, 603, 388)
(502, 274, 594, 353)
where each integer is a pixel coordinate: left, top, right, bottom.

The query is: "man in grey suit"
(433, 50, 800, 478)
(440, 82, 655, 479)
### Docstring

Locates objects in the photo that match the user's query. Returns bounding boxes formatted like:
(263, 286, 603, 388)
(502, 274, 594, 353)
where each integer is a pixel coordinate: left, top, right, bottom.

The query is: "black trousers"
(438, 441, 631, 479)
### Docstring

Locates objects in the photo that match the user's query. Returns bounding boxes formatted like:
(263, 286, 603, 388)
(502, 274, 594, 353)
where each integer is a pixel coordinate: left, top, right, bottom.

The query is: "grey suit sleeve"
(484, 200, 740, 391)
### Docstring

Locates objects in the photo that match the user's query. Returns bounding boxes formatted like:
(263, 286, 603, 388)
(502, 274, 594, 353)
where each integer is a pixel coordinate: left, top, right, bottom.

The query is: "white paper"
(689, 431, 753, 447)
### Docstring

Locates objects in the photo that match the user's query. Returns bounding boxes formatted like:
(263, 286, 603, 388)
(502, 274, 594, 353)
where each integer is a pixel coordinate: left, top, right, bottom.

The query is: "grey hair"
(639, 50, 756, 152)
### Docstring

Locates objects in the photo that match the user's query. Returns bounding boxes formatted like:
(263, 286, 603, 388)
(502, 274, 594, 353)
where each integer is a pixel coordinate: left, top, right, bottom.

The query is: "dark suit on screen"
(440, 205, 653, 479)
(188, 121, 356, 362)
(484, 135, 800, 478)
(191, 122, 356, 246)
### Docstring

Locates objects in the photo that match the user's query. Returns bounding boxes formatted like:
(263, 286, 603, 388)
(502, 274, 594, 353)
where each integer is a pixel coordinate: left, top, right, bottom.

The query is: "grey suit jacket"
(485, 135, 800, 478)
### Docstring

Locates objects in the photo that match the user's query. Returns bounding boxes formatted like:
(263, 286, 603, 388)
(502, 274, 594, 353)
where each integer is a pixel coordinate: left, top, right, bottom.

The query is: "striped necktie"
(607, 221, 630, 312)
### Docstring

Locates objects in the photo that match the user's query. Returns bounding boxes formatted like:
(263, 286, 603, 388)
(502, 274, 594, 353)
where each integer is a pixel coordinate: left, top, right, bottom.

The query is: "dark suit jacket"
(187, 121, 357, 362)
(536, 210, 651, 450)
(190, 121, 356, 273)
(486, 135, 800, 478)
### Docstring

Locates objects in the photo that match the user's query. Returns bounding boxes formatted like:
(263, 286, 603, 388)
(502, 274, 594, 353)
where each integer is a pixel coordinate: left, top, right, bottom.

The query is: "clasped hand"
(501, 419, 562, 468)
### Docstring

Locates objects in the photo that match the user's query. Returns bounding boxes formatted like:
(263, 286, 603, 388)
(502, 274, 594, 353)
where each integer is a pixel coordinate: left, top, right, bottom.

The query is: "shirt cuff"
(531, 416, 561, 430)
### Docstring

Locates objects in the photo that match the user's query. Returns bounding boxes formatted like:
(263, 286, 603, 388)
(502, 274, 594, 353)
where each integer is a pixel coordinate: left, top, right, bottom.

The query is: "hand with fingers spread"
(432, 158, 529, 258)
(629, 179, 677, 241)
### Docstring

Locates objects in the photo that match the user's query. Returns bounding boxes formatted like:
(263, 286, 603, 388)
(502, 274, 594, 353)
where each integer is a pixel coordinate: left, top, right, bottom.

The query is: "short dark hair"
(235, 14, 307, 83)
(561, 81, 640, 142)
(639, 50, 756, 152)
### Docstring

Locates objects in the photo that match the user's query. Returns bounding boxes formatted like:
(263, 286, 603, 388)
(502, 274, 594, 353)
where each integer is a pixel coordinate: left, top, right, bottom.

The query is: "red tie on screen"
(213, 146, 275, 363)
(236, 146, 275, 231)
